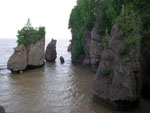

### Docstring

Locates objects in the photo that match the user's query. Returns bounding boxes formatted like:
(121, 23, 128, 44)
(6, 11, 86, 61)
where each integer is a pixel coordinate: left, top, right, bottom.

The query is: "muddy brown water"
(0, 39, 150, 113)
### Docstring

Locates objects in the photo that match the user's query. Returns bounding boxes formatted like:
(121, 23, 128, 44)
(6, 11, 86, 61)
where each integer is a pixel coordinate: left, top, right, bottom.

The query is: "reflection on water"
(0, 39, 150, 113)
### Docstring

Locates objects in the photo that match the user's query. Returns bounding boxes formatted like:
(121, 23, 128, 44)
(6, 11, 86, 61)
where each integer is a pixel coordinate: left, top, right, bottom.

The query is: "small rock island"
(7, 19, 45, 72)
(45, 39, 57, 62)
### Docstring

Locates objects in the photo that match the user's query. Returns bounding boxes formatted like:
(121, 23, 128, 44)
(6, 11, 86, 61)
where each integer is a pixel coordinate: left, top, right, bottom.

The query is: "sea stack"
(7, 37, 45, 72)
(7, 19, 45, 72)
(45, 39, 57, 62)
(60, 56, 64, 63)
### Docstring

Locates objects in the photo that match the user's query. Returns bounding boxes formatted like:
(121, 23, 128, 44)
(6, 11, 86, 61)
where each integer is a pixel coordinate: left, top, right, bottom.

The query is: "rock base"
(71, 55, 85, 64)
(93, 95, 139, 111)
(26, 63, 45, 70)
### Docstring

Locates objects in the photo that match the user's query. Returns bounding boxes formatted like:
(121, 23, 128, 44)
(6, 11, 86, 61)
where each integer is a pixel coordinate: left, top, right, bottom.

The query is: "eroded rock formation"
(90, 24, 104, 72)
(45, 39, 57, 62)
(26, 37, 45, 67)
(7, 37, 45, 72)
(82, 30, 91, 66)
(7, 45, 27, 72)
(93, 24, 141, 109)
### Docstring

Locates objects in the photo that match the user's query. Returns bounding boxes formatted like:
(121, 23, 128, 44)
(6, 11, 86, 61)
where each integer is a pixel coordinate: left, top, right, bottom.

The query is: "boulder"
(93, 24, 141, 109)
(45, 39, 57, 62)
(90, 24, 104, 72)
(26, 37, 45, 67)
(60, 56, 64, 63)
(0, 106, 5, 113)
(7, 45, 27, 72)
(82, 30, 91, 66)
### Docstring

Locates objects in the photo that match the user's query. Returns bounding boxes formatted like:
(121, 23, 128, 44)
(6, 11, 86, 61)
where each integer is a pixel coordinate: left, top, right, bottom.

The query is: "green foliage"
(69, 0, 95, 30)
(117, 4, 142, 55)
(138, 0, 150, 38)
(101, 67, 111, 75)
(69, 0, 150, 57)
(73, 39, 84, 57)
(69, 0, 95, 57)
(17, 19, 46, 45)
(96, 0, 117, 34)
(97, 29, 110, 49)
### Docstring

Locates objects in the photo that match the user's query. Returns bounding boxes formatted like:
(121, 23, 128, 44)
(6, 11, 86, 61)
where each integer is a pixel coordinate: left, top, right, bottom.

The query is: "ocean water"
(0, 38, 150, 113)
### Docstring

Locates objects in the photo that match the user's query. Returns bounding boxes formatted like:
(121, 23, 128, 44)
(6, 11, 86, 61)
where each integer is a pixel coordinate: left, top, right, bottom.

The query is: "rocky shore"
(69, 19, 150, 110)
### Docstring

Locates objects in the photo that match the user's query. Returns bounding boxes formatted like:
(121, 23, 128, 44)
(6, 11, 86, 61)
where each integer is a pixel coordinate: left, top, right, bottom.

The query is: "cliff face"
(26, 37, 45, 67)
(93, 24, 141, 109)
(70, 24, 104, 72)
(90, 24, 104, 72)
(7, 37, 45, 72)
(70, 24, 142, 109)
(82, 30, 91, 66)
(69, 0, 150, 110)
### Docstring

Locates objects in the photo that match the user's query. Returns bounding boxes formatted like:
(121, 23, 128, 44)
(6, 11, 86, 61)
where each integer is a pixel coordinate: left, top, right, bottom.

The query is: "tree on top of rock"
(16, 18, 46, 45)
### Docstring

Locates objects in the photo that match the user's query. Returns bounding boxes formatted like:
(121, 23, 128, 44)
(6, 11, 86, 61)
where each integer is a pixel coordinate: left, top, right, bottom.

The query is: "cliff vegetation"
(69, 0, 150, 56)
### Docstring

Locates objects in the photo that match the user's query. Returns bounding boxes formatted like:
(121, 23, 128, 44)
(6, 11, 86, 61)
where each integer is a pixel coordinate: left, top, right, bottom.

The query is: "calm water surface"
(0, 39, 150, 113)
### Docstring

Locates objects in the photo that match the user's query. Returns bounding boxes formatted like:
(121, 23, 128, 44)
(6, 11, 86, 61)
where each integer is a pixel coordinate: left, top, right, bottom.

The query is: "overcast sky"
(0, 0, 76, 40)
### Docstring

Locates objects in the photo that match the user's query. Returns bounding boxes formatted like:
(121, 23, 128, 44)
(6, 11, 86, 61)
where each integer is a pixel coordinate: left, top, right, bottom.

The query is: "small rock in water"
(45, 39, 57, 62)
(60, 56, 64, 63)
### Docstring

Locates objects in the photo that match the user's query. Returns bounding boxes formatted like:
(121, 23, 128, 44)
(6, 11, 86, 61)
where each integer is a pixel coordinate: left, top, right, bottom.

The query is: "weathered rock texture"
(7, 37, 45, 72)
(93, 24, 141, 109)
(71, 31, 85, 64)
(0, 106, 5, 113)
(26, 37, 45, 67)
(90, 24, 104, 72)
(70, 25, 104, 70)
(82, 30, 91, 66)
(7, 45, 27, 72)
(45, 39, 57, 62)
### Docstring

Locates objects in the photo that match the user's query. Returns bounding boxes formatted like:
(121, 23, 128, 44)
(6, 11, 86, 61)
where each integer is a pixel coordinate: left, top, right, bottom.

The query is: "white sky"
(0, 0, 76, 40)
